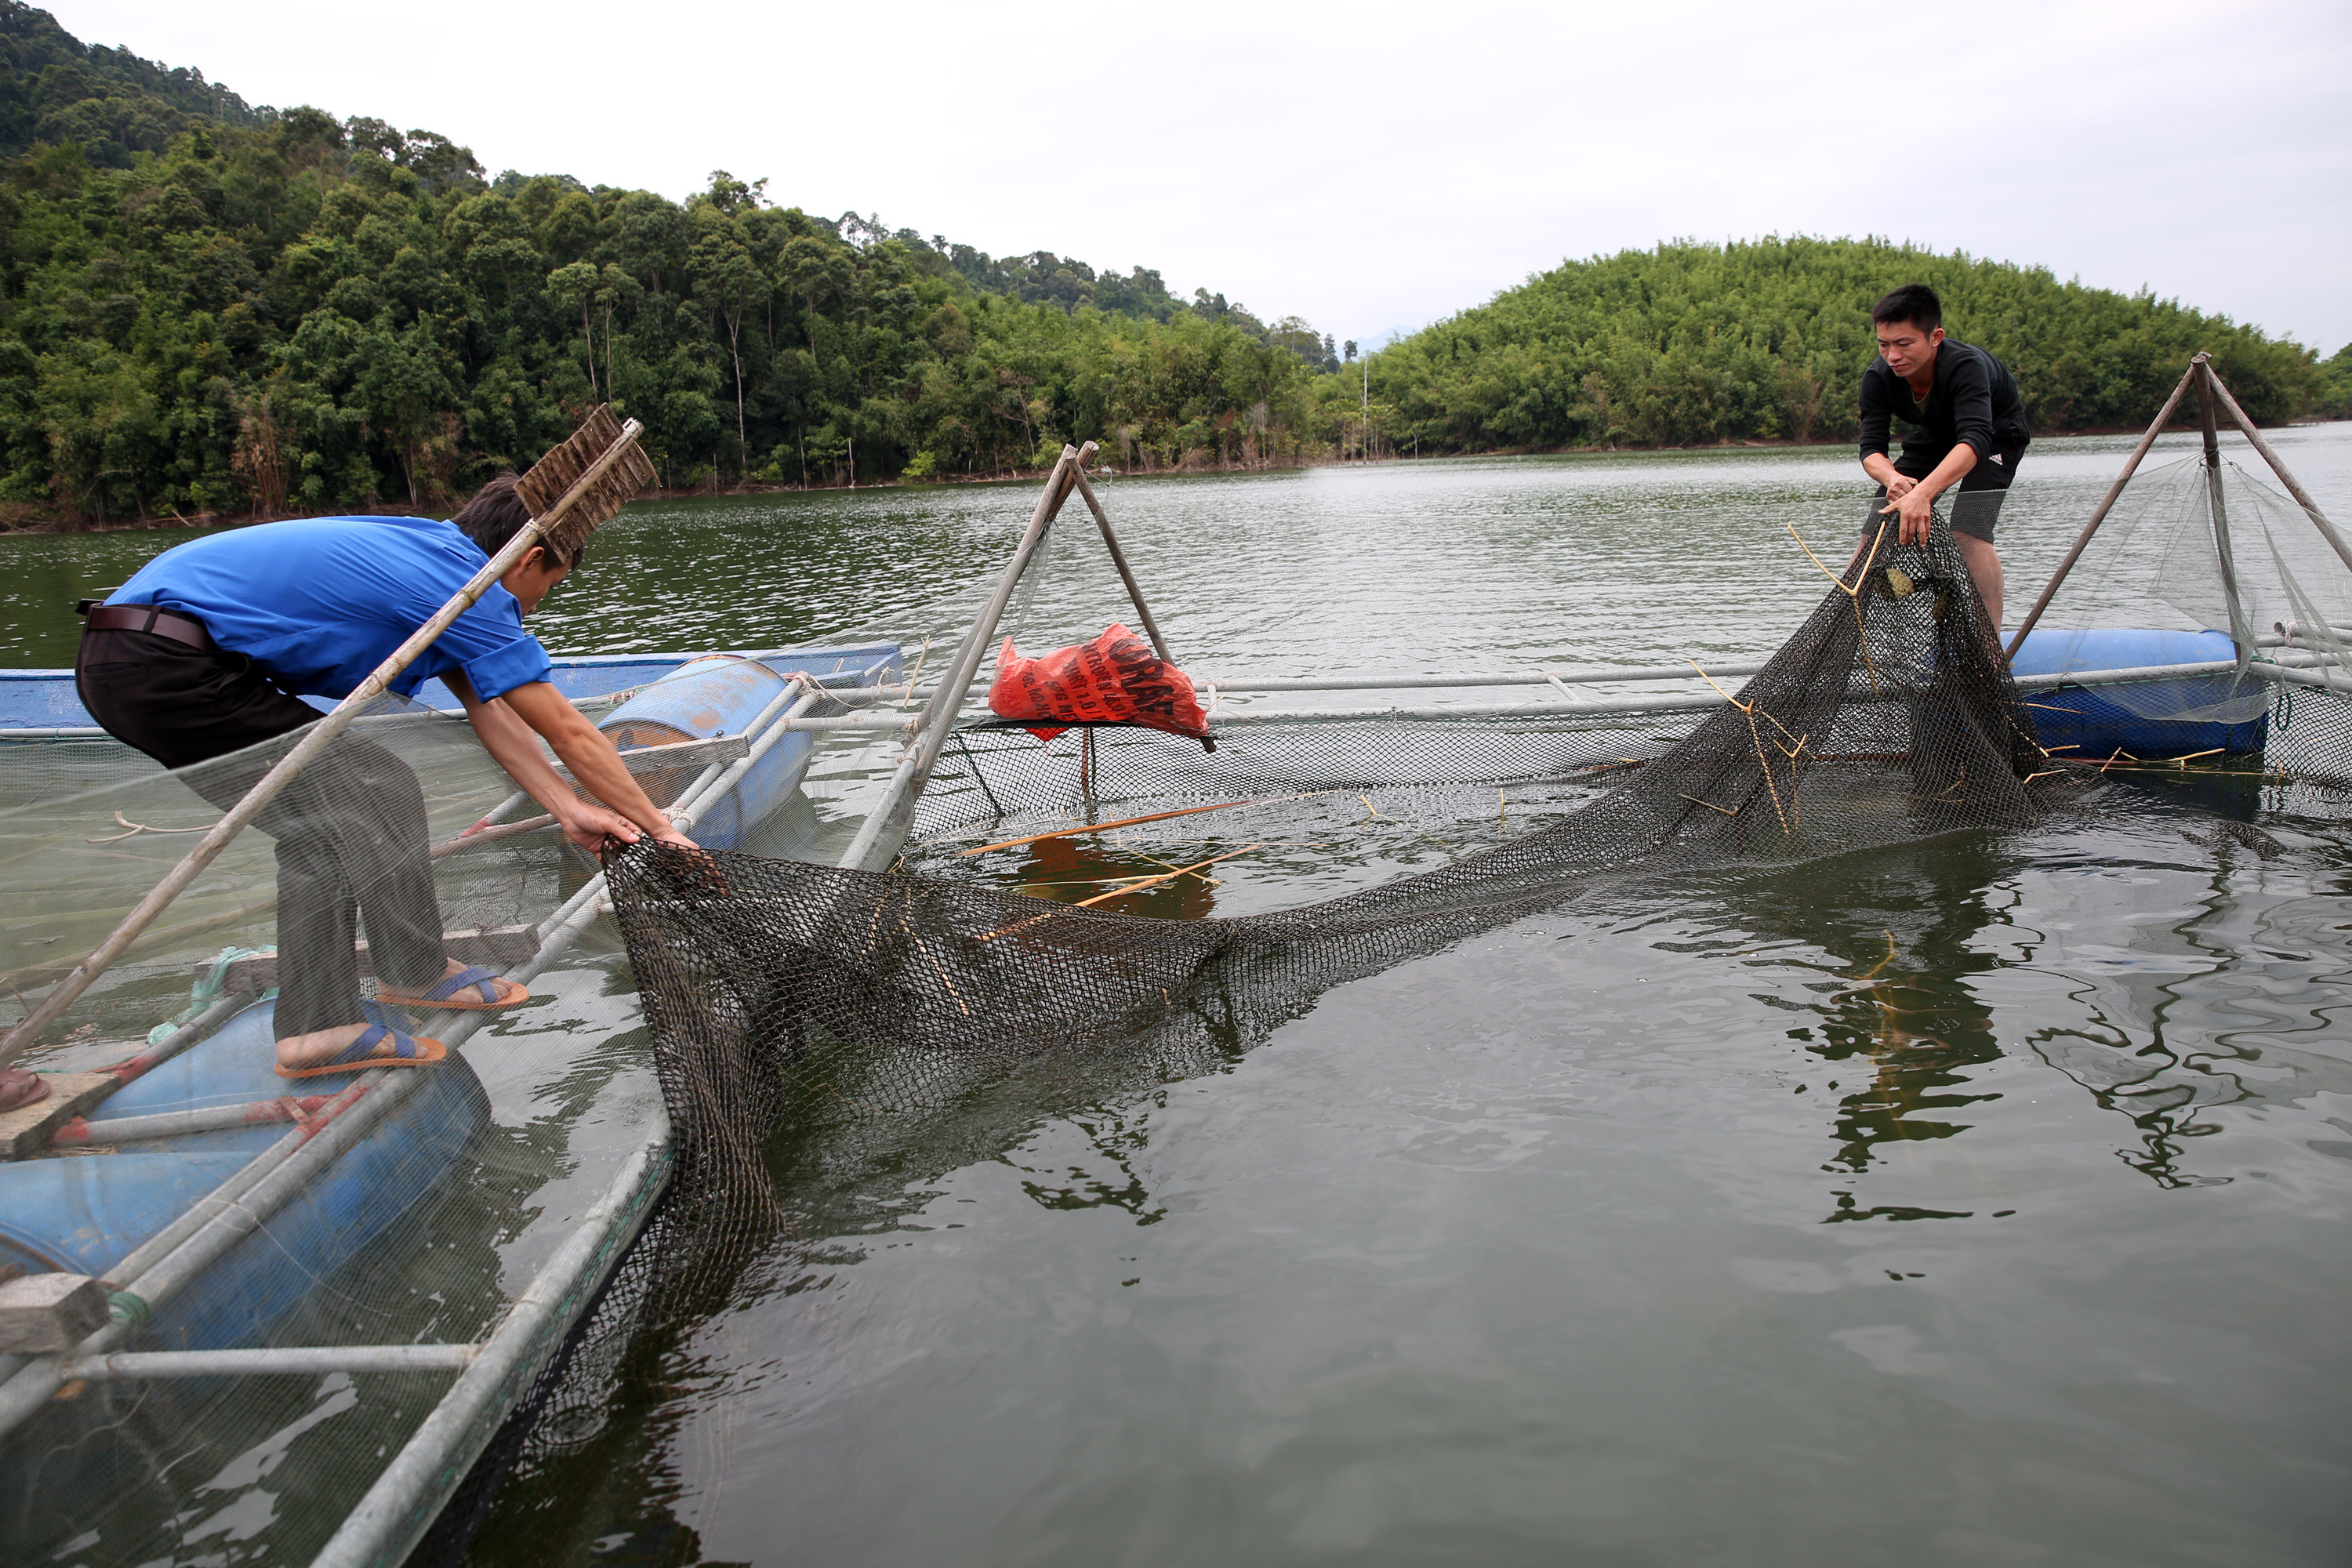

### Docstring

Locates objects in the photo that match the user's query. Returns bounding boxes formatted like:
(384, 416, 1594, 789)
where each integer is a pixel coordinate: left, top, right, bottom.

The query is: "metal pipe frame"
(64, 1344, 481, 1381)
(768, 657, 2309, 737)
(820, 660, 1780, 709)
(313, 1125, 674, 1568)
(0, 670, 815, 1438)
(53, 1093, 339, 1146)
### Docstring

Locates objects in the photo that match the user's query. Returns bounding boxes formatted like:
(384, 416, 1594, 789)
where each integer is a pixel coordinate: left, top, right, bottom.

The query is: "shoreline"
(5, 418, 2337, 536)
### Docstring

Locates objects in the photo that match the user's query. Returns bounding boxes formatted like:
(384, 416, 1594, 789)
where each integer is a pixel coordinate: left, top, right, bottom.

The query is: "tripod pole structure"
(1066, 468, 1176, 667)
(2005, 358, 2201, 660)
(2200, 368, 2352, 580)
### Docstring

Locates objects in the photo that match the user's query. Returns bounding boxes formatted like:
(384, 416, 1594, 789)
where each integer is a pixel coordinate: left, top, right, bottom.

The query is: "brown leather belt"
(82, 604, 216, 652)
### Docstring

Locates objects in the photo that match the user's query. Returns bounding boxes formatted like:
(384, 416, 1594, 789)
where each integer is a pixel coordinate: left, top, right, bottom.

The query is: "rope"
(147, 946, 270, 1046)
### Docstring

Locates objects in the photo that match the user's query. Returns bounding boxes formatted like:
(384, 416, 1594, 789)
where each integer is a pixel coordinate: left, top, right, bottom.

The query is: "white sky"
(51, 0, 2352, 355)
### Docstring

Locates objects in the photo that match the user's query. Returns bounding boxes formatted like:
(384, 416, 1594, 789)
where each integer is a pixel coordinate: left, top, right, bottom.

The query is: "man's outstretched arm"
(451, 673, 698, 851)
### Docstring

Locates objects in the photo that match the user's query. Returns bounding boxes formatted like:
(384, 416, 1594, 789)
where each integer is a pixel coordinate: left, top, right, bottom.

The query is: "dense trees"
(2, 0, 268, 169)
(0, 114, 1330, 521)
(1361, 238, 2326, 456)
(0, 4, 2333, 527)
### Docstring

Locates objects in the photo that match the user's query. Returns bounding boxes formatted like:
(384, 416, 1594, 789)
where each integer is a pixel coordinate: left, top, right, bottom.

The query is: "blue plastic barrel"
(597, 655, 811, 849)
(0, 997, 488, 1352)
(2010, 629, 2268, 758)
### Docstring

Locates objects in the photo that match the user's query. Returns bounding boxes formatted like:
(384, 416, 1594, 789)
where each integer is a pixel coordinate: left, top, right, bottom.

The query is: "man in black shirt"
(1858, 283, 2030, 626)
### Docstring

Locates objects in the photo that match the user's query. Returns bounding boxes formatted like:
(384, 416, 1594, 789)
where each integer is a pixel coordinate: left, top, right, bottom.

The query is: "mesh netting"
(599, 527, 2058, 1255)
(0, 698, 656, 1566)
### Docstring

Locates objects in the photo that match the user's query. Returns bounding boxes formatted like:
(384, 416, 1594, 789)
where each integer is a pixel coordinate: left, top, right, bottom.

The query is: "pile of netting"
(602, 524, 2058, 1243)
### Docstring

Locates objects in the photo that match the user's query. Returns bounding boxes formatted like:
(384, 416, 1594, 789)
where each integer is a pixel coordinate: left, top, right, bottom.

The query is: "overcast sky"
(53, 0, 2352, 354)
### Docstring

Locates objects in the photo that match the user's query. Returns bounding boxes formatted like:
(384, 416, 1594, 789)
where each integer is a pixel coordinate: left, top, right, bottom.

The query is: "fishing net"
(2085, 456, 2352, 739)
(587, 523, 2048, 1299)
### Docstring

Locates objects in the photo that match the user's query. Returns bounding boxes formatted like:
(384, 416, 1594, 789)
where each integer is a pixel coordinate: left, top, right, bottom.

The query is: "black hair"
(450, 474, 586, 570)
(1871, 283, 1942, 334)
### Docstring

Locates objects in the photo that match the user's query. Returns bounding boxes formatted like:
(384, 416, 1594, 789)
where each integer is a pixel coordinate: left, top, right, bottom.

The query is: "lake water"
(6, 428, 2351, 1565)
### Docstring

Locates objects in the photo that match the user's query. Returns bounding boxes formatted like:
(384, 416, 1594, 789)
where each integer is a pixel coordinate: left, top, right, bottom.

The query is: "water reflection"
(1727, 836, 2011, 1216)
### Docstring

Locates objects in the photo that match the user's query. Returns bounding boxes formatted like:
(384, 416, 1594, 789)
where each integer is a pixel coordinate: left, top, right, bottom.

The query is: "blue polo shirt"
(107, 515, 554, 702)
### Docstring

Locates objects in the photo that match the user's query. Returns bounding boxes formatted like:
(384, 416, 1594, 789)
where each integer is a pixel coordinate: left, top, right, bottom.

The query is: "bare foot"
(275, 1022, 379, 1073)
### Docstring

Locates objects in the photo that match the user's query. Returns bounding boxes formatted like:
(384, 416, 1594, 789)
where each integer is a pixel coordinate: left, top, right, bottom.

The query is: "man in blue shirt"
(1857, 283, 2031, 628)
(74, 477, 695, 1079)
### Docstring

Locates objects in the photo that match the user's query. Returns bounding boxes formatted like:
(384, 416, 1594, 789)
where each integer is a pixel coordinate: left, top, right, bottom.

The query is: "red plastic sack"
(989, 624, 1212, 744)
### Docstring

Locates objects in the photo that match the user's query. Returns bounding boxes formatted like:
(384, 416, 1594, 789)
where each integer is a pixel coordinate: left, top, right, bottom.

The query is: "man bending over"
(1859, 283, 2031, 627)
(76, 477, 695, 1080)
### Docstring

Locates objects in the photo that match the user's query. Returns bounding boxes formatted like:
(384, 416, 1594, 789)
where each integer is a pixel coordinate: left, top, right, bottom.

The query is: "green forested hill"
(1, 1, 270, 165)
(1362, 238, 2324, 454)
(0, 3, 2330, 527)
(0, 6, 1334, 524)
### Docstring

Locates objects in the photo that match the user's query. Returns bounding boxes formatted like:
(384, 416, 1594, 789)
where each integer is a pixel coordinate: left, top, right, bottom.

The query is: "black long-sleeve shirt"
(1858, 338, 2029, 479)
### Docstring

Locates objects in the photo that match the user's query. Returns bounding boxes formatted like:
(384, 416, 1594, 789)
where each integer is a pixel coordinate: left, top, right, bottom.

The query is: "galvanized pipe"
(64, 1344, 480, 1380)
(52, 1093, 339, 1146)
(762, 657, 2316, 732)
(312, 1125, 673, 1568)
(824, 661, 1780, 707)
(106, 989, 250, 1083)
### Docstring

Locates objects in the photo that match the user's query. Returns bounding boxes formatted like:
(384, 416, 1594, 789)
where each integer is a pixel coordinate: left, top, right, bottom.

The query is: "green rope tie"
(107, 1290, 151, 1330)
(147, 946, 271, 1047)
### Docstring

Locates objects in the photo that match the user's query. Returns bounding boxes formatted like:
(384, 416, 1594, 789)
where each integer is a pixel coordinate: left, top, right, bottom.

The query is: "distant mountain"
(1369, 237, 2324, 452)
(1, 0, 273, 165)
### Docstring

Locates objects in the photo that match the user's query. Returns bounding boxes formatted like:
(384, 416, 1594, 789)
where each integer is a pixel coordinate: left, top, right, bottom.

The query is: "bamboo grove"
(1, 0, 2341, 526)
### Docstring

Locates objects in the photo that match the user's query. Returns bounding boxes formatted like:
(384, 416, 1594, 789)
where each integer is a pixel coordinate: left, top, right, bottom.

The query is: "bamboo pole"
(0, 421, 645, 1069)
(956, 797, 1265, 855)
(2200, 368, 2352, 579)
(1065, 468, 1175, 666)
(2004, 358, 2200, 660)
(2195, 361, 2256, 660)
(1068, 844, 1261, 908)
(837, 444, 1090, 872)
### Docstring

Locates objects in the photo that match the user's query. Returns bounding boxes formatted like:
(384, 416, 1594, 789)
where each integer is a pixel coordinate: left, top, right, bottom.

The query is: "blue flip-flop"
(378, 965, 529, 1012)
(277, 1022, 448, 1080)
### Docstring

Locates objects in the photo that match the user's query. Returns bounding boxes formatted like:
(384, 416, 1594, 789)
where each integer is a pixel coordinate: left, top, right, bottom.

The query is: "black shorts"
(1869, 441, 2025, 544)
